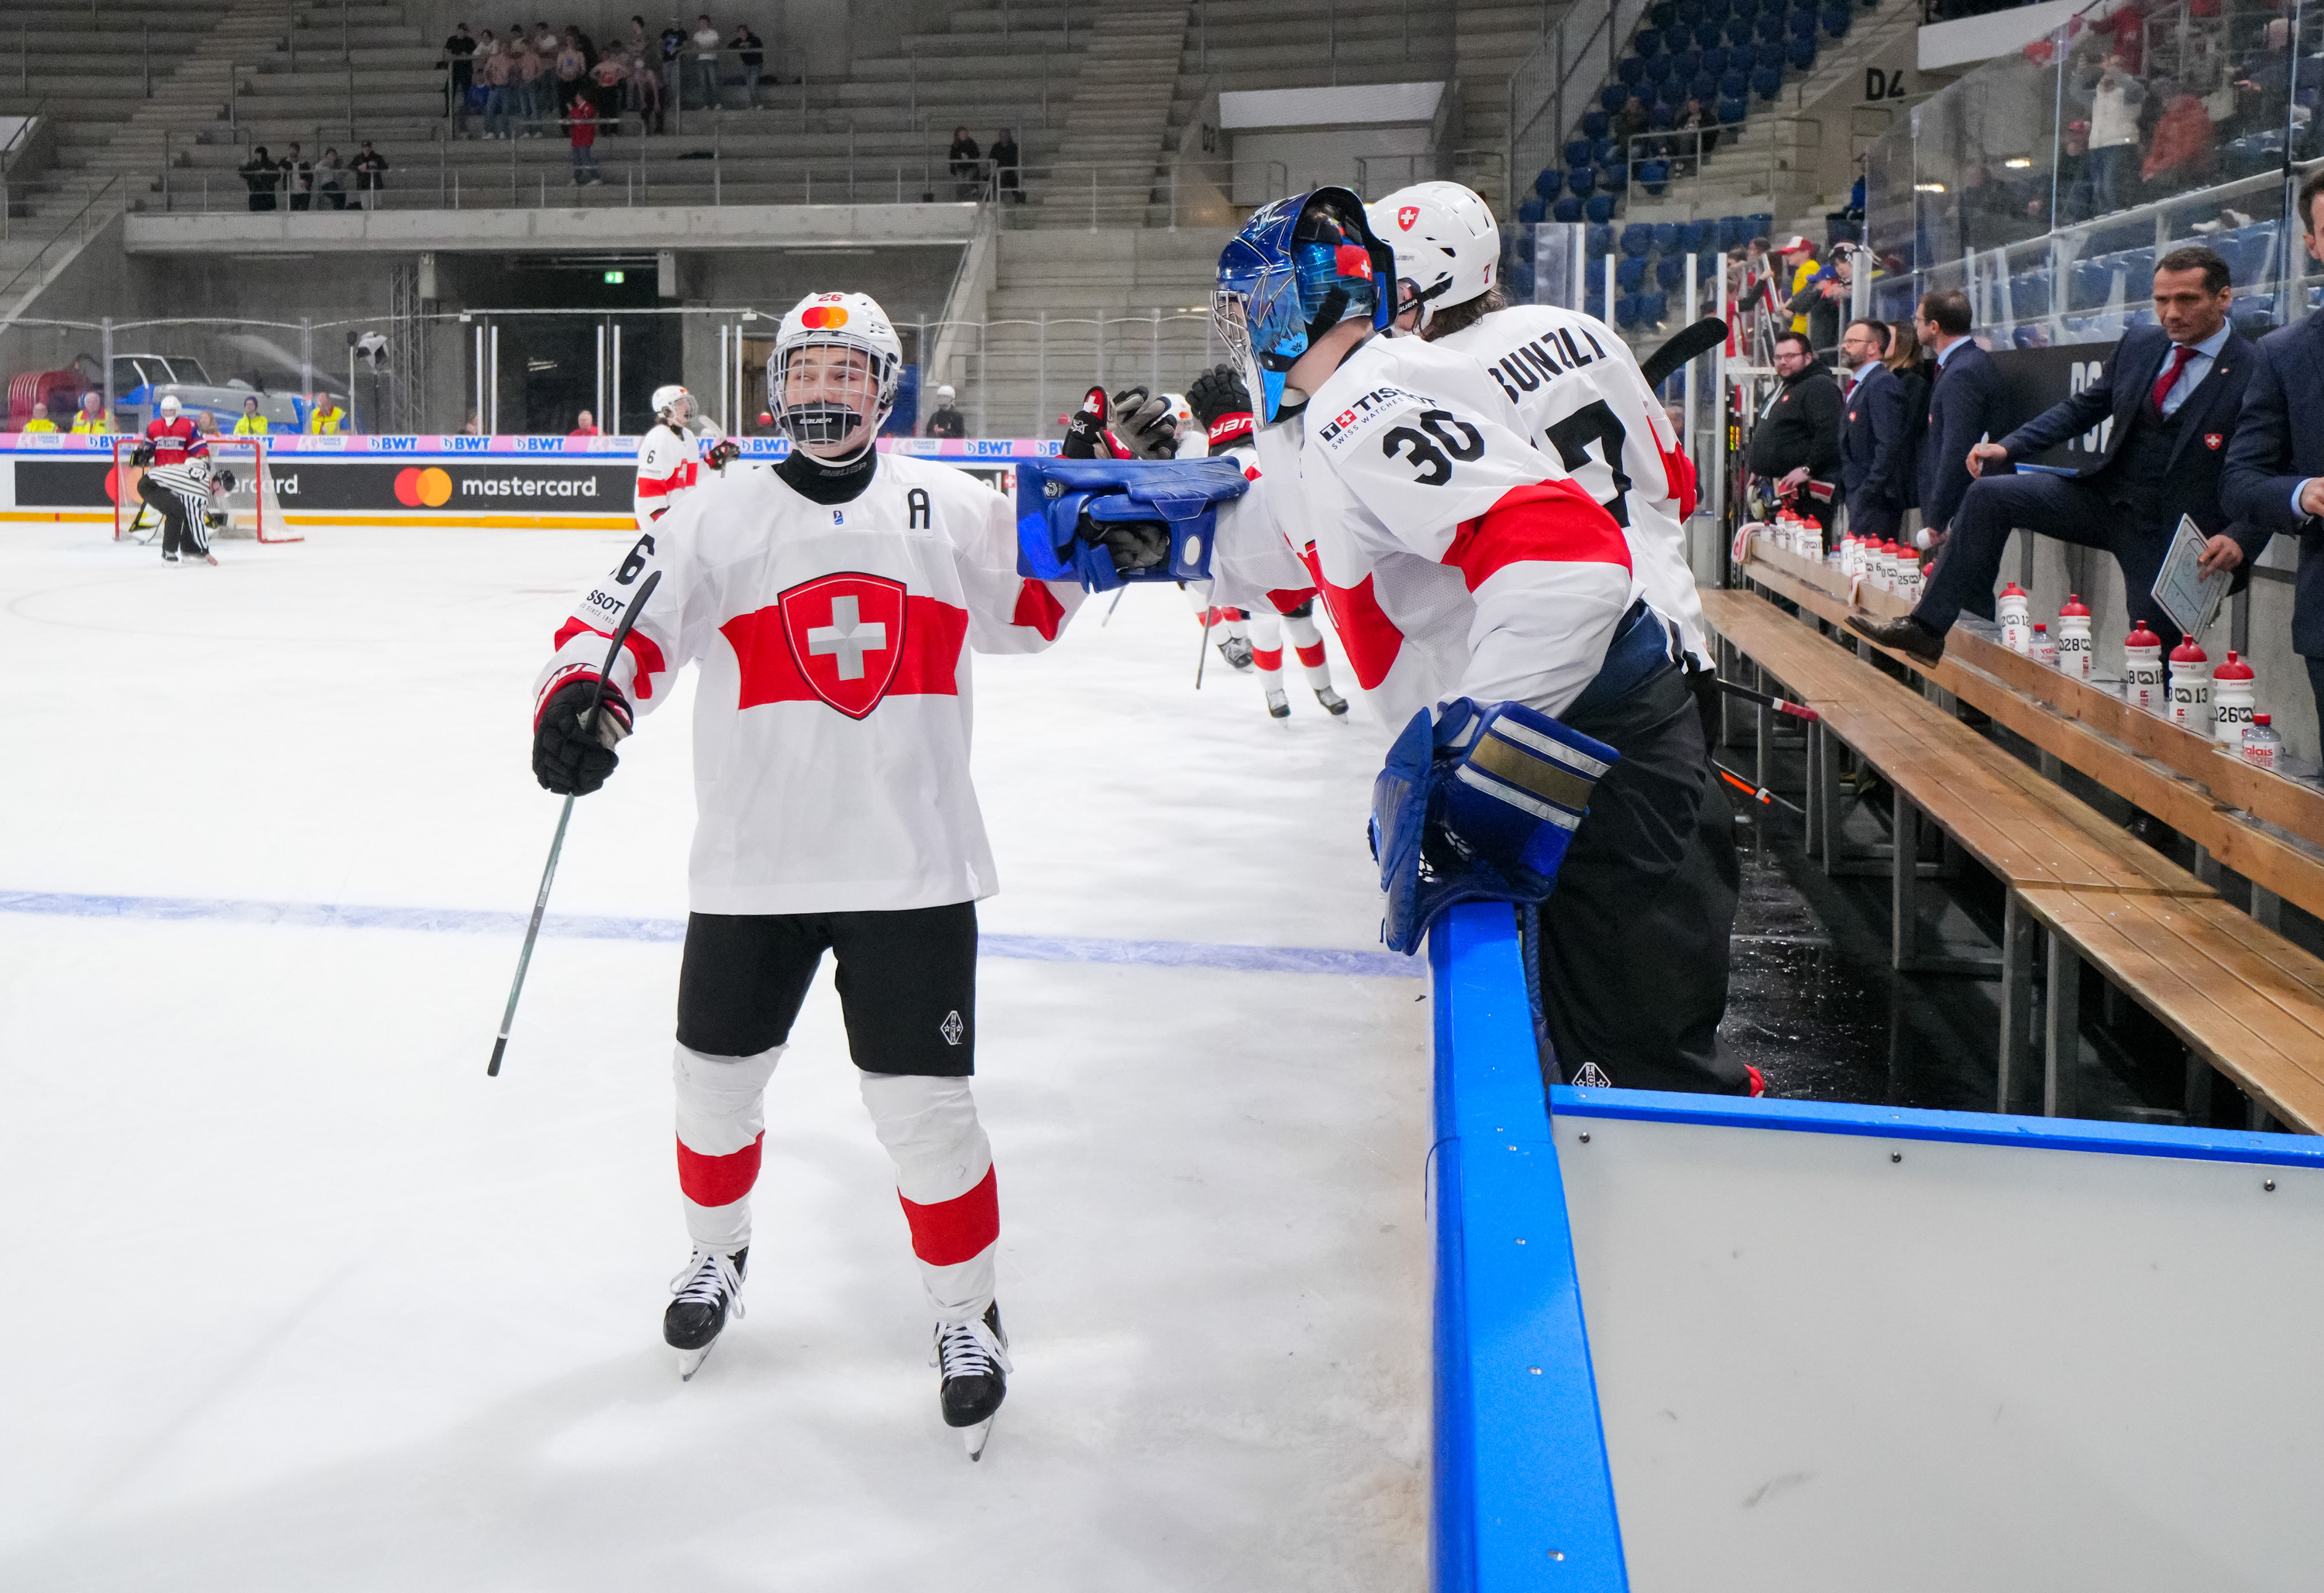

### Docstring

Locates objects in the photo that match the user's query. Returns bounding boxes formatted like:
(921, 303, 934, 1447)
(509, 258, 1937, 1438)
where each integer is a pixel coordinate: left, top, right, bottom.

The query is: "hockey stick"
(1101, 584, 1128, 627)
(488, 568, 662, 1078)
(1711, 677, 1820, 722)
(1715, 761, 1806, 818)
(1637, 315, 1729, 390)
(1195, 608, 1212, 688)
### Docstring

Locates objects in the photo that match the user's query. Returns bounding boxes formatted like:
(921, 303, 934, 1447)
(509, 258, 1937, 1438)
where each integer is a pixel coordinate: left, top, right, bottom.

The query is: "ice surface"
(0, 527, 1429, 1590)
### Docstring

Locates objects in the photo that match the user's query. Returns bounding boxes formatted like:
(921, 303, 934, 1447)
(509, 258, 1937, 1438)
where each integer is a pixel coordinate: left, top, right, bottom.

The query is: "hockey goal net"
(112, 437, 297, 544)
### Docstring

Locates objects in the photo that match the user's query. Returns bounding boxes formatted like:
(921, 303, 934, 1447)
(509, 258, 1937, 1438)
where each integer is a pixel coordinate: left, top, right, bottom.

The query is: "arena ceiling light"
(1913, 182, 1947, 193)
(2003, 157, 2033, 169)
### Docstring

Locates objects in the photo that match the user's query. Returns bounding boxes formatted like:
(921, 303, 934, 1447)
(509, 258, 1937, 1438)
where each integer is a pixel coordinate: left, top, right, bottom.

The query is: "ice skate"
(1219, 635, 1253, 671)
(160, 550, 178, 564)
(1315, 686, 1348, 716)
(1265, 687, 1290, 719)
(933, 1303, 1010, 1460)
(665, 1245, 746, 1380)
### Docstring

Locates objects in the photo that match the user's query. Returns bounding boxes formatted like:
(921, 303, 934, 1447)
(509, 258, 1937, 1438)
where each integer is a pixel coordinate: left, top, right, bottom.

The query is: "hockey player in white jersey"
(531, 290, 1092, 1457)
(633, 383, 740, 531)
(1215, 189, 1745, 1095)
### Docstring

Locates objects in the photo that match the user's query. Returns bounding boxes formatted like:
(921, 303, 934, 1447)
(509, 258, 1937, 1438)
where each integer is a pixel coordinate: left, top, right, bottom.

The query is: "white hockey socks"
(861, 1072, 998, 1325)
(1249, 610, 1285, 688)
(672, 1042, 785, 1252)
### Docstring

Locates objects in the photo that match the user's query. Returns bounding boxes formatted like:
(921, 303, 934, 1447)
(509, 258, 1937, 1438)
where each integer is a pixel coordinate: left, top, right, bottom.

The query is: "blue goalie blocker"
(1014, 456, 1252, 592)
(1370, 698, 1621, 955)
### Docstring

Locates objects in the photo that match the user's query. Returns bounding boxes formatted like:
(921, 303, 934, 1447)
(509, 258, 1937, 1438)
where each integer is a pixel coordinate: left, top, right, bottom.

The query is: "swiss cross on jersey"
(777, 572, 906, 719)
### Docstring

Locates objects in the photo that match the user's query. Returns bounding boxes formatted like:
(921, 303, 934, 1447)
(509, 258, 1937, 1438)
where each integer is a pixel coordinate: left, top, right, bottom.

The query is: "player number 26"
(1380, 409, 1485, 486)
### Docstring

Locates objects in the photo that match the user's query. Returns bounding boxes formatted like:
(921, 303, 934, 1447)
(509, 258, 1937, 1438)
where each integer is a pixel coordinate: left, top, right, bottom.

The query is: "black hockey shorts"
(1532, 654, 1745, 1096)
(676, 901, 978, 1076)
(139, 474, 204, 556)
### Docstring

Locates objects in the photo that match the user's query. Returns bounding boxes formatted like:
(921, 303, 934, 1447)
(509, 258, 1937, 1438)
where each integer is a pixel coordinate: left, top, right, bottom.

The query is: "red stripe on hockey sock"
(899, 1164, 999, 1267)
(1442, 482, 1630, 592)
(1252, 647, 1283, 671)
(1011, 578, 1066, 640)
(1294, 642, 1325, 668)
(676, 1131, 764, 1208)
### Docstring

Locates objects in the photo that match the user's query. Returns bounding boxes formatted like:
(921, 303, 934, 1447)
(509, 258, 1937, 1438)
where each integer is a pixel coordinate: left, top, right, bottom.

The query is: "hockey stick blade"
(488, 568, 662, 1077)
(1638, 315, 1728, 389)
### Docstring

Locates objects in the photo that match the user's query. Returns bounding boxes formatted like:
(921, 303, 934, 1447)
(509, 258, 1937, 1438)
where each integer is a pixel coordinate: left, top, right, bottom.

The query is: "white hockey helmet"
(158, 393, 181, 416)
(651, 384, 693, 424)
(769, 290, 902, 460)
(1370, 182, 1500, 332)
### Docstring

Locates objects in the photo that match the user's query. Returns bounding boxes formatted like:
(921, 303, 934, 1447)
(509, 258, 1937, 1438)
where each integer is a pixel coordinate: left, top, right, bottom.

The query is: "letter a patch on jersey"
(775, 572, 908, 719)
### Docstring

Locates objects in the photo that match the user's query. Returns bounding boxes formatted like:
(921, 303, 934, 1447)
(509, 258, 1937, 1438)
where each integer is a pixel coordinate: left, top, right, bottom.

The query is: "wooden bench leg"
(1820, 726, 1844, 873)
(1803, 720, 1822, 854)
(2044, 936, 2082, 1118)
(1999, 892, 2034, 1112)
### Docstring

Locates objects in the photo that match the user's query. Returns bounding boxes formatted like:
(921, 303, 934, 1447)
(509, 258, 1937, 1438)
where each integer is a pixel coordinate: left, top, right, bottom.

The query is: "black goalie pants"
(140, 475, 208, 558)
(1528, 655, 1745, 1095)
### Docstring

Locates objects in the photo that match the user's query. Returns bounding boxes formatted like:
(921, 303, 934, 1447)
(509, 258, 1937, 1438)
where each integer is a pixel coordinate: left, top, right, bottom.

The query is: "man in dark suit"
(1911, 287, 2008, 554)
(1853, 248, 2261, 663)
(2221, 167, 2324, 728)
(1838, 316, 1910, 541)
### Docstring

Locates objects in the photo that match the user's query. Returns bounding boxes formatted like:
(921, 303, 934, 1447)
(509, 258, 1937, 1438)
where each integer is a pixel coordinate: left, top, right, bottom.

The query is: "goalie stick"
(487, 568, 662, 1078)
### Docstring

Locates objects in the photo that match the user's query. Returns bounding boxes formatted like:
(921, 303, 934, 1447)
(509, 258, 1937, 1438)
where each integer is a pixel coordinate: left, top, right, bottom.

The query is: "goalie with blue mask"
(1215, 188, 1746, 1097)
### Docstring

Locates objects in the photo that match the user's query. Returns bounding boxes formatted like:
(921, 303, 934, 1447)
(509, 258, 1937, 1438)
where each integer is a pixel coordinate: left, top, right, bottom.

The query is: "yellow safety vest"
(70, 411, 109, 434)
(20, 418, 55, 432)
(233, 414, 270, 434)
(309, 406, 344, 434)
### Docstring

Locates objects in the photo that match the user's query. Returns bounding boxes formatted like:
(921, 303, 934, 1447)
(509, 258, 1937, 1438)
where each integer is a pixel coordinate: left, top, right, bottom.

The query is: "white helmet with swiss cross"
(1369, 181, 1499, 332)
(771, 290, 903, 462)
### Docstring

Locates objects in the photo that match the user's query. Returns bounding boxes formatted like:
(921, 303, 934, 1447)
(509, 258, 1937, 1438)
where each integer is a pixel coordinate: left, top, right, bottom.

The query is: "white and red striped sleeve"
(632, 427, 697, 532)
(531, 514, 707, 727)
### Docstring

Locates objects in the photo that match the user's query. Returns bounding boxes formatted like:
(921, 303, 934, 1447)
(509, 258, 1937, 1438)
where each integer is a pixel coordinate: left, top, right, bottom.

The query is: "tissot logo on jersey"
(1317, 386, 1425, 448)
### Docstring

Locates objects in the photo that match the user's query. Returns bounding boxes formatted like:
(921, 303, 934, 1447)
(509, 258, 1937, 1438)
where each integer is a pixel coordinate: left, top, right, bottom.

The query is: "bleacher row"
(1498, 210, 1773, 335)
(1987, 220, 2295, 344)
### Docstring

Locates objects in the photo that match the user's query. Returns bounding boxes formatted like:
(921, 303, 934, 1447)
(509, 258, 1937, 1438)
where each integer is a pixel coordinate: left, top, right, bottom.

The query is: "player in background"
(132, 433, 222, 565)
(632, 383, 740, 531)
(121, 395, 201, 541)
(532, 290, 1102, 1458)
(1216, 188, 1743, 1095)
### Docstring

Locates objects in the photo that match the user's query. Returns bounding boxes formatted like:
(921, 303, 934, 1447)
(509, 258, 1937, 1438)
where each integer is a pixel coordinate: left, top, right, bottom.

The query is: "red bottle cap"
(2254, 713, 2272, 726)
(2170, 637, 2208, 664)
(2000, 582, 2027, 598)
(2060, 593, 2091, 616)
(2216, 650, 2256, 681)
(2033, 622, 2048, 631)
(2126, 622, 2162, 649)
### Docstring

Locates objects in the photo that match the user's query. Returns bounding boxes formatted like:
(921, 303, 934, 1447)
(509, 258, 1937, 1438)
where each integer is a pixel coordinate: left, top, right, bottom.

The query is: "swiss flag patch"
(2205, 432, 2223, 450)
(1397, 205, 1419, 231)
(776, 572, 908, 719)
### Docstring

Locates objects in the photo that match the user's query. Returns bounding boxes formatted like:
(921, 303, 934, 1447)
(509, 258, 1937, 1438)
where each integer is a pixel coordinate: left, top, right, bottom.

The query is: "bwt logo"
(373, 436, 418, 451)
(446, 435, 491, 451)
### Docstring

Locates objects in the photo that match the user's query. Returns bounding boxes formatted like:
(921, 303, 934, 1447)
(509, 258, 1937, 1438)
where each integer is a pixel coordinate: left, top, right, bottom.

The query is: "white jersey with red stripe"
(1258, 335, 1642, 729)
(1202, 438, 1322, 618)
(634, 421, 700, 530)
(1433, 304, 1709, 668)
(535, 453, 1086, 915)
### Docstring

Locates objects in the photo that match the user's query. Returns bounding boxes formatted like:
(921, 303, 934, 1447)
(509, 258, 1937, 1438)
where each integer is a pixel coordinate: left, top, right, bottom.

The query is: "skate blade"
(677, 1341, 716, 1382)
(960, 1416, 995, 1461)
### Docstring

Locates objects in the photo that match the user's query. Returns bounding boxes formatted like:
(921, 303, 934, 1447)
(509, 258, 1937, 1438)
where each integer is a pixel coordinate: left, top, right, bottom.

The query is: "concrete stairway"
(1032, 8, 1191, 229)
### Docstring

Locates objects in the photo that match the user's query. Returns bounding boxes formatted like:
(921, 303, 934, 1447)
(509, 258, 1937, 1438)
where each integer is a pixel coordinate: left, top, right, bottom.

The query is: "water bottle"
(2030, 623, 2058, 667)
(1998, 582, 2031, 653)
(2122, 622, 2164, 712)
(1897, 544, 1921, 603)
(1840, 532, 1860, 575)
(2055, 594, 2093, 679)
(2240, 712, 2283, 771)
(2168, 637, 2211, 732)
(2212, 650, 2257, 747)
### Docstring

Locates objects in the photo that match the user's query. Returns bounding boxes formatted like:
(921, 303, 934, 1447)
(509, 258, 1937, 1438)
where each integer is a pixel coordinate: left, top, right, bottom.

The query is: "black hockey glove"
(1076, 508, 1169, 576)
(1059, 385, 1112, 458)
(704, 439, 741, 472)
(1184, 364, 1255, 449)
(532, 679, 634, 796)
(1107, 386, 1180, 459)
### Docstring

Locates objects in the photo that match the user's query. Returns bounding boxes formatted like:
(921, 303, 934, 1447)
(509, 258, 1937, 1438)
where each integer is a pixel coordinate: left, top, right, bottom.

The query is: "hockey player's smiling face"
(786, 345, 878, 458)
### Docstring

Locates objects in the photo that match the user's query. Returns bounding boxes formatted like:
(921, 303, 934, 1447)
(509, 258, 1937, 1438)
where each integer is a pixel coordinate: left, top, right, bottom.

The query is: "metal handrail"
(0, 170, 122, 315)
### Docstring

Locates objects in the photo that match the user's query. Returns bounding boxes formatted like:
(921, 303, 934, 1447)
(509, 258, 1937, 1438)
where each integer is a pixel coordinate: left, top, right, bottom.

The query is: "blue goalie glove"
(1369, 697, 1621, 955)
(1015, 455, 1251, 592)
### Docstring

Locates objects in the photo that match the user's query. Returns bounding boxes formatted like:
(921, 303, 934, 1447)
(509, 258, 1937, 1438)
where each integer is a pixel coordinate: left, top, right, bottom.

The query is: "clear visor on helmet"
(770, 341, 894, 449)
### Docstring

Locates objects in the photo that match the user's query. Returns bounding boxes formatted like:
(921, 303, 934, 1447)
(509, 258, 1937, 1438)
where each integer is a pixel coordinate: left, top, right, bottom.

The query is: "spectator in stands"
(2140, 88, 2216, 195)
(1827, 156, 1865, 244)
(442, 22, 476, 129)
(1838, 318, 1909, 544)
(992, 129, 1021, 202)
(1855, 249, 2257, 664)
(70, 393, 109, 434)
(460, 410, 483, 435)
(234, 397, 269, 437)
(1788, 242, 1855, 359)
(315, 148, 347, 210)
(730, 22, 763, 108)
(569, 409, 600, 438)
(691, 15, 722, 109)
(924, 384, 966, 439)
(1902, 289, 2003, 555)
(1611, 94, 1652, 171)
(1672, 96, 1717, 176)
(566, 94, 602, 186)
(352, 141, 388, 209)
(2231, 19, 2294, 139)
(479, 37, 514, 139)
(555, 28, 587, 119)
(628, 46, 663, 133)
(308, 393, 346, 433)
(2223, 165, 2324, 732)
(628, 14, 648, 54)
(1774, 235, 1820, 335)
(2052, 118, 2094, 226)
(948, 126, 982, 200)
(516, 36, 552, 134)
(592, 46, 627, 130)
(240, 146, 279, 211)
(1748, 331, 1843, 534)
(20, 402, 53, 434)
(281, 143, 312, 212)
(2084, 54, 2146, 216)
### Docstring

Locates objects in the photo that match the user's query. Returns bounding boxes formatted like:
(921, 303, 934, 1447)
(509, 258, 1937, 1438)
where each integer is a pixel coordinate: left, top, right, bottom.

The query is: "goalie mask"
(769, 290, 902, 462)
(1370, 181, 1498, 333)
(1213, 187, 1395, 424)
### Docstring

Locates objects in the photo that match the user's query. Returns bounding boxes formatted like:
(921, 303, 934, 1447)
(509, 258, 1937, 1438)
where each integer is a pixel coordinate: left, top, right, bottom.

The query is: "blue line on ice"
(0, 888, 1422, 980)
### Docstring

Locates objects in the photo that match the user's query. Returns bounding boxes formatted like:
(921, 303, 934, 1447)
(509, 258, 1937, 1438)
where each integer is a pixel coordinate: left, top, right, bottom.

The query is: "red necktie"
(2151, 344, 2195, 414)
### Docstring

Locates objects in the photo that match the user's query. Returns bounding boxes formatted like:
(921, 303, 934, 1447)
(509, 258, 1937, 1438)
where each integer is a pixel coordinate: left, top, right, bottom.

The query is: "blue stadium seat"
(1657, 255, 1686, 289)
(1695, 20, 1726, 49)
(1599, 160, 1628, 192)
(1592, 138, 1619, 167)
(1754, 39, 1786, 69)
(1635, 27, 1662, 55)
(1582, 110, 1609, 138)
(1600, 84, 1627, 112)
(1652, 221, 1680, 253)
(1586, 193, 1616, 224)
(1553, 197, 1583, 223)
(1621, 222, 1653, 256)
(1616, 294, 1643, 328)
(1645, 53, 1673, 83)
(1618, 256, 1648, 291)
(1566, 139, 1593, 168)
(1518, 196, 1547, 225)
(1510, 260, 1537, 299)
(1568, 165, 1597, 199)
(1690, 74, 1720, 105)
(1822, 5, 1851, 36)
(1640, 159, 1670, 194)
(1674, 0, 1704, 25)
(1727, 19, 1757, 46)
(1699, 0, 1731, 16)
(1748, 211, 1773, 236)
(1682, 218, 1715, 252)
(1534, 167, 1562, 201)
(1585, 292, 1606, 321)
(1786, 35, 1816, 69)
(1719, 94, 1748, 124)
(1649, 103, 1675, 129)
(1641, 290, 1669, 324)
(1675, 46, 1703, 77)
(1752, 64, 1782, 100)
(1700, 44, 1728, 74)
(1718, 214, 1748, 249)
(2007, 271, 2048, 318)
(1588, 221, 1616, 256)
(1618, 55, 1645, 87)
(1789, 9, 1817, 35)
(1649, 1, 1676, 26)
(1721, 70, 1748, 98)
(1757, 13, 1786, 40)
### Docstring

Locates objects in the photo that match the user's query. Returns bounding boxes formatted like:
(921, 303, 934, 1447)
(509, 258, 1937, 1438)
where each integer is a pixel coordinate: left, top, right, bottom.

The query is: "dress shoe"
(1846, 611, 1947, 665)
